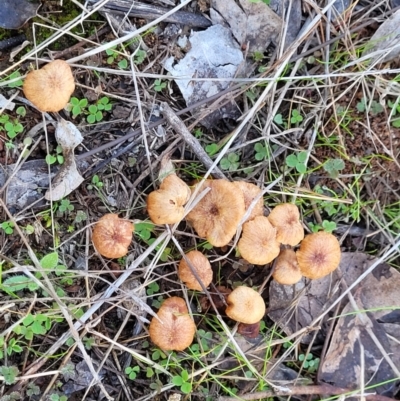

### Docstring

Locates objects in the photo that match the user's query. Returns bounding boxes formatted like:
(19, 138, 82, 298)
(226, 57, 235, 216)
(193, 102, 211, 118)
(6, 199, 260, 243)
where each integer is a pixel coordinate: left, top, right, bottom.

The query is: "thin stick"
(160, 102, 227, 179)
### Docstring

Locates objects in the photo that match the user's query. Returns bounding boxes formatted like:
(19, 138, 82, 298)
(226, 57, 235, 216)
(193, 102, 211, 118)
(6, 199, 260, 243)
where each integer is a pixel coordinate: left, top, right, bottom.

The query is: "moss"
(24, 2, 103, 51)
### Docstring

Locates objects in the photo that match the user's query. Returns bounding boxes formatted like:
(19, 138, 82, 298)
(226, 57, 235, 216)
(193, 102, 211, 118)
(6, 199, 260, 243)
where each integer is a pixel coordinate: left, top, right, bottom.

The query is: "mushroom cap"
(268, 203, 304, 246)
(225, 286, 265, 324)
(149, 297, 196, 351)
(147, 174, 191, 225)
(237, 216, 280, 265)
(186, 179, 245, 247)
(160, 174, 191, 205)
(233, 181, 264, 222)
(296, 232, 341, 279)
(92, 214, 134, 259)
(23, 60, 75, 112)
(273, 249, 302, 285)
(178, 250, 213, 291)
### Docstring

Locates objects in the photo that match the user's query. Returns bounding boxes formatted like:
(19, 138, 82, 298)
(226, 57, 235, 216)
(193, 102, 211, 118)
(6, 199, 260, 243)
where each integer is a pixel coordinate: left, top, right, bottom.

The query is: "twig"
(160, 102, 227, 179)
(88, 0, 211, 28)
(218, 384, 398, 401)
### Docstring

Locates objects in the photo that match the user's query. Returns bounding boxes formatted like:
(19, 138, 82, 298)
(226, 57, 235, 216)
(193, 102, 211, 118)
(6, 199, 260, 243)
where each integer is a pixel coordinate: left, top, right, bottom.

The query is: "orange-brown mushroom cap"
(23, 60, 75, 112)
(186, 179, 245, 247)
(149, 297, 196, 351)
(296, 232, 341, 279)
(92, 214, 134, 259)
(268, 203, 304, 246)
(147, 174, 191, 225)
(178, 250, 213, 291)
(237, 216, 280, 265)
(233, 181, 264, 222)
(272, 248, 302, 285)
(225, 286, 266, 324)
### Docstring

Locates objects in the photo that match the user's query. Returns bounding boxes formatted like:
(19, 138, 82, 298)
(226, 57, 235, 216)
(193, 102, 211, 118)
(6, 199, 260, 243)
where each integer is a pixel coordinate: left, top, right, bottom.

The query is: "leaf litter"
(0, 0, 400, 400)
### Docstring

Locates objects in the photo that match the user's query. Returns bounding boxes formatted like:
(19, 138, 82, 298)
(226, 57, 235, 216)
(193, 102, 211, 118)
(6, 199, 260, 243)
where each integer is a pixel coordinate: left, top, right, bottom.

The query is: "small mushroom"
(186, 179, 245, 247)
(23, 60, 75, 112)
(149, 297, 196, 351)
(147, 174, 191, 225)
(296, 232, 341, 279)
(233, 181, 264, 222)
(268, 203, 304, 246)
(178, 250, 213, 291)
(237, 216, 280, 265)
(92, 214, 134, 259)
(272, 248, 302, 285)
(225, 286, 266, 324)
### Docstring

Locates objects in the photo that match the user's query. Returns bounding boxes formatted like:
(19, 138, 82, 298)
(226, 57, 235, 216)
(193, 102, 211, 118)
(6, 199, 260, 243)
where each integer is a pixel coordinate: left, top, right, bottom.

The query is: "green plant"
(45, 145, 64, 165)
(6, 71, 23, 88)
(309, 220, 337, 233)
(285, 151, 308, 173)
(134, 49, 146, 65)
(172, 369, 192, 394)
(0, 221, 14, 235)
(58, 199, 74, 215)
(106, 46, 128, 69)
(73, 210, 87, 225)
(0, 114, 23, 139)
(220, 153, 240, 171)
(83, 336, 95, 350)
(298, 353, 320, 373)
(135, 222, 154, 241)
(146, 281, 160, 296)
(290, 109, 303, 124)
(49, 394, 67, 401)
(125, 365, 140, 380)
(253, 51, 264, 62)
(323, 158, 345, 179)
(16, 106, 26, 117)
(86, 97, 112, 124)
(88, 174, 104, 190)
(26, 383, 40, 397)
(273, 113, 284, 125)
(254, 142, 270, 161)
(205, 143, 219, 156)
(70, 97, 88, 118)
(154, 79, 167, 92)
(0, 365, 19, 385)
(357, 97, 383, 115)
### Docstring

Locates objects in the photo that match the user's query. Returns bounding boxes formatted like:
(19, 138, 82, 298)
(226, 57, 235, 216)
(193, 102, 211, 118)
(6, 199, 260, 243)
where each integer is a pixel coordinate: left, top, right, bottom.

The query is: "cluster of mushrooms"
(20, 60, 341, 351)
(92, 174, 341, 351)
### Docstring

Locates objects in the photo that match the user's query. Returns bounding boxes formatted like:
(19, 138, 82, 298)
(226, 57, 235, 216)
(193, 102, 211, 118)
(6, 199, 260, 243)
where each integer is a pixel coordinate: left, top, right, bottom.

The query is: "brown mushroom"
(233, 181, 264, 222)
(237, 216, 280, 265)
(178, 250, 213, 291)
(147, 174, 191, 225)
(92, 214, 134, 258)
(296, 232, 341, 279)
(272, 248, 302, 285)
(186, 179, 245, 247)
(149, 297, 196, 351)
(23, 60, 75, 112)
(268, 203, 304, 246)
(225, 286, 265, 324)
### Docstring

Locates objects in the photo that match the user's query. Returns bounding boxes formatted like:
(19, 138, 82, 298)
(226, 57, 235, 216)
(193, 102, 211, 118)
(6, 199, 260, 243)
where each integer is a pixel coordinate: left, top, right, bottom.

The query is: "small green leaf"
(285, 154, 298, 167)
(205, 143, 219, 156)
(172, 376, 184, 386)
(2, 275, 31, 292)
(46, 154, 57, 165)
(87, 114, 96, 124)
(273, 114, 283, 124)
(296, 164, 307, 174)
(40, 252, 59, 269)
(297, 151, 308, 163)
(0, 366, 19, 384)
(181, 382, 192, 394)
